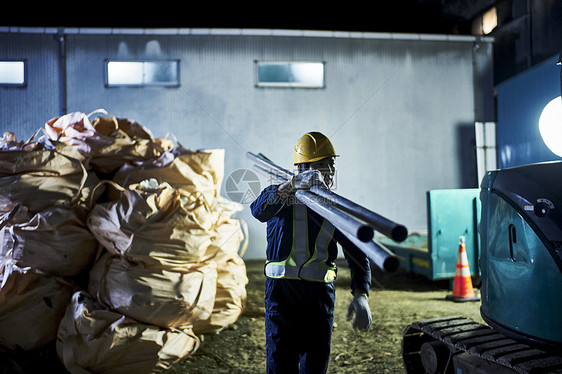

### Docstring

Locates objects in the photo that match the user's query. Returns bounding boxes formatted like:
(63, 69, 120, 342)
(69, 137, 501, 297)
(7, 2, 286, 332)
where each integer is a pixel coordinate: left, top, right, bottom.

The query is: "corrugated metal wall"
(0, 28, 493, 259)
(0, 32, 60, 133)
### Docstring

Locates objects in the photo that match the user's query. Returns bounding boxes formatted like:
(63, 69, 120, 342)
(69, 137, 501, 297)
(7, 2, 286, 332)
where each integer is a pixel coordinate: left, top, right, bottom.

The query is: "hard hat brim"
(294, 154, 339, 165)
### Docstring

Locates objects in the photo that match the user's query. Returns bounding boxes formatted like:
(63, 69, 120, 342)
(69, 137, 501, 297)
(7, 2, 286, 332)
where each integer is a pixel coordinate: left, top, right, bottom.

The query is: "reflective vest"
(264, 203, 337, 283)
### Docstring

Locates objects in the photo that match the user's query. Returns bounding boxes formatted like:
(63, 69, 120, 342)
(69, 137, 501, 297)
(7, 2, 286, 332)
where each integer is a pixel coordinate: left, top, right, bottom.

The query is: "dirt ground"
(165, 259, 483, 374)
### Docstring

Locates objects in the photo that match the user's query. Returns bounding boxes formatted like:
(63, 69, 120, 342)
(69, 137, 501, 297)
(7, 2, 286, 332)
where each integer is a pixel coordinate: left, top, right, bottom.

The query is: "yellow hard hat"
(294, 132, 339, 165)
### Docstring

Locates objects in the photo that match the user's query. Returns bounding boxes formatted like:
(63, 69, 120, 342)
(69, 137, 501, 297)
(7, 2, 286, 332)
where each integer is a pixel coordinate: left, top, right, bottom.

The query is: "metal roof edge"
(0, 26, 494, 43)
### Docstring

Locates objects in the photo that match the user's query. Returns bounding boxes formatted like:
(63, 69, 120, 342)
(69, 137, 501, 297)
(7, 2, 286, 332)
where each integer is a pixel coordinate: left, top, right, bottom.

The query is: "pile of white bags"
(0, 111, 248, 374)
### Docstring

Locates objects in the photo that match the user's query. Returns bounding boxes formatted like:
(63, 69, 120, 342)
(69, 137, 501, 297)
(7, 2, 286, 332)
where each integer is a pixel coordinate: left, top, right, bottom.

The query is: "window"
(481, 7, 497, 34)
(105, 60, 180, 87)
(471, 7, 497, 35)
(256, 61, 325, 88)
(0, 60, 26, 86)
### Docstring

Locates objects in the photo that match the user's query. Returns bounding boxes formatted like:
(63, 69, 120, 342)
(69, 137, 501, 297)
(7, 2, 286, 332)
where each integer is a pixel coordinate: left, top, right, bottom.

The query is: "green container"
(381, 189, 481, 281)
(427, 189, 481, 280)
(480, 162, 562, 349)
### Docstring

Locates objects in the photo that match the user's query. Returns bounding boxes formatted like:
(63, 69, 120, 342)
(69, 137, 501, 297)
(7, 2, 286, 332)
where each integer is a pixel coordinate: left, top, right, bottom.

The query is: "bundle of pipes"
(247, 152, 406, 273)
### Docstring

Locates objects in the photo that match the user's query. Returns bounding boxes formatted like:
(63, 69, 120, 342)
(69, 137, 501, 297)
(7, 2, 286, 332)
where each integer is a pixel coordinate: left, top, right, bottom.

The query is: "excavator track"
(402, 316, 562, 374)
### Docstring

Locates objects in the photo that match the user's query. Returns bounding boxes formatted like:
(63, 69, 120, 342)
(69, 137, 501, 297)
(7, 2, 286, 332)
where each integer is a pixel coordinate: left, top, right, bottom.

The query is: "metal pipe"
(295, 190, 374, 243)
(252, 162, 398, 271)
(56, 27, 67, 116)
(309, 186, 408, 242)
(253, 164, 289, 184)
(248, 152, 293, 179)
(249, 151, 408, 242)
(300, 193, 398, 271)
(252, 164, 373, 242)
(342, 231, 400, 273)
(258, 153, 294, 176)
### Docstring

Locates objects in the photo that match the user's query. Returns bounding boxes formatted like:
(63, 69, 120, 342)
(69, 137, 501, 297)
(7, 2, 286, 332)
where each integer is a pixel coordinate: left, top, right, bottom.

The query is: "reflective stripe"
(294, 203, 308, 266)
(264, 263, 300, 278)
(300, 219, 336, 281)
(265, 203, 337, 283)
(313, 220, 335, 264)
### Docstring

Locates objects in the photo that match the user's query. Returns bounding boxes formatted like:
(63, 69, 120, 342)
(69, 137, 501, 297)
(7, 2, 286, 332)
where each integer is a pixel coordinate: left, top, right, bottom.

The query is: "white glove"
(346, 293, 372, 332)
(290, 169, 326, 190)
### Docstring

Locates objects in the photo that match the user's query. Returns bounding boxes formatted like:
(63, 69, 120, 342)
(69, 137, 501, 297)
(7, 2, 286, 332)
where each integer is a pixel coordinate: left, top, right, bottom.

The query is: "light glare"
(291, 63, 324, 86)
(539, 96, 562, 157)
(482, 7, 497, 34)
(107, 61, 143, 85)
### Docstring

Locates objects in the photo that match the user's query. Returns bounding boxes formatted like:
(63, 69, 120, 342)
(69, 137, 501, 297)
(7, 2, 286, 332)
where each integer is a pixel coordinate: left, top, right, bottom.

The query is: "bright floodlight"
(539, 96, 562, 157)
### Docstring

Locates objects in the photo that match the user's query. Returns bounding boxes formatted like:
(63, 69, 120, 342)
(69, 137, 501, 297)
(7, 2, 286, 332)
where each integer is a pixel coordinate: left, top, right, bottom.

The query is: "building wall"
(0, 28, 491, 259)
(0, 32, 60, 132)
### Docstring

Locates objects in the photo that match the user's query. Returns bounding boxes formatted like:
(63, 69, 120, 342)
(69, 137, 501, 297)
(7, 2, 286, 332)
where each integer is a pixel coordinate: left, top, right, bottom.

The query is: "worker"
(250, 131, 372, 374)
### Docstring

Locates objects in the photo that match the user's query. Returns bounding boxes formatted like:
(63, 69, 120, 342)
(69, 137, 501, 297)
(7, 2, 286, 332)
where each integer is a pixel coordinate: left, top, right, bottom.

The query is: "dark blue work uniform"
(250, 184, 371, 374)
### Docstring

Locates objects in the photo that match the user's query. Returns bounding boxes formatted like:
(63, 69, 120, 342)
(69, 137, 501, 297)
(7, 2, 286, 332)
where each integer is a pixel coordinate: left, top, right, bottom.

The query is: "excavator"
(402, 56, 562, 373)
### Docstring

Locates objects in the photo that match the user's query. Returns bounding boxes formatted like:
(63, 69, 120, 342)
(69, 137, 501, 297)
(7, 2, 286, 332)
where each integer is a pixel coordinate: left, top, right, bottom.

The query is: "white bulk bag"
(88, 253, 217, 329)
(194, 216, 249, 333)
(1, 205, 98, 276)
(0, 263, 74, 351)
(0, 140, 98, 214)
(44, 111, 173, 174)
(87, 180, 216, 269)
(57, 291, 199, 374)
(113, 147, 225, 212)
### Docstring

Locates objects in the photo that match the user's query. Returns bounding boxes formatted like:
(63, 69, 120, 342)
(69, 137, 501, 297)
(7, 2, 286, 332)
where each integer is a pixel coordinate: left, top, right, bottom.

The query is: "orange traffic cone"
(446, 236, 480, 302)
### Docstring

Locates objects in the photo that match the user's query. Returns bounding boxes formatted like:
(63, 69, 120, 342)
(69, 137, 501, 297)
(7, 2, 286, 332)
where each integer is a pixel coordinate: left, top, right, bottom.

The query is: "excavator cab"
(403, 162, 562, 374)
(479, 161, 562, 350)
